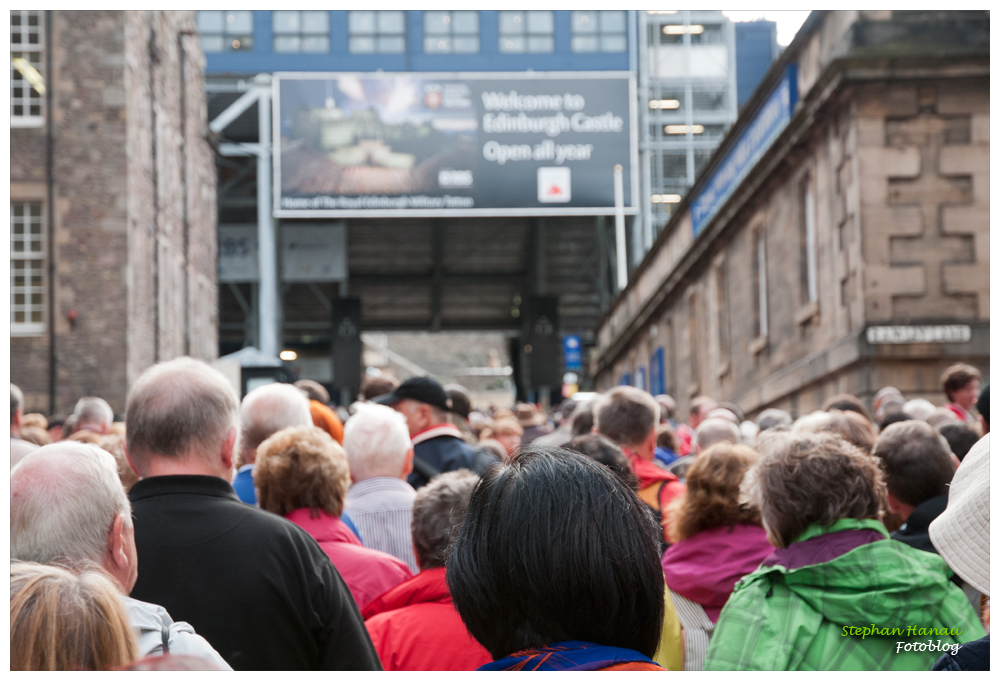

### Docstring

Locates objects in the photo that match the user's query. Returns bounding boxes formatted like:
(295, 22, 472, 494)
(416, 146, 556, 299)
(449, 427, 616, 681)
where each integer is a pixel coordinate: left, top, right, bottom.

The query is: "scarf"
(477, 640, 660, 671)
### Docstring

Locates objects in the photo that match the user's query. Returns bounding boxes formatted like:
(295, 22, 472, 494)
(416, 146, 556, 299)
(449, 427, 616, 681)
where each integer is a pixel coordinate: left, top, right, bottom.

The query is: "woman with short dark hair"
(447, 446, 665, 670)
(705, 431, 984, 671)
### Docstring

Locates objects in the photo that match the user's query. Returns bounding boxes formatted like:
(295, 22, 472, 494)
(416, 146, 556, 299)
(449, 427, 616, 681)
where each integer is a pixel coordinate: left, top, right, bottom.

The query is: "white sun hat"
(929, 433, 990, 597)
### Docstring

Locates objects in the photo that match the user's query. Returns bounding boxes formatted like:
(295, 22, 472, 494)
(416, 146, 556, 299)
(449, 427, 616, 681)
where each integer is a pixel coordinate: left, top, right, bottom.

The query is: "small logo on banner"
(537, 167, 571, 203)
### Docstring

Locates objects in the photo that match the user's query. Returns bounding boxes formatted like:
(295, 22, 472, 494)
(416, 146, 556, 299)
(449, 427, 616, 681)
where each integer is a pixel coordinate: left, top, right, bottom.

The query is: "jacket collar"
(760, 518, 887, 571)
(284, 508, 360, 546)
(361, 567, 451, 619)
(411, 423, 464, 446)
(898, 495, 949, 535)
(129, 475, 239, 502)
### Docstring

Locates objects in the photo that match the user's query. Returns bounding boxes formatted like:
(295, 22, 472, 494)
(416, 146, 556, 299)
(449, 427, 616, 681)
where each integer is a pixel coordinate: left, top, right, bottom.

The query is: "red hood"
(362, 567, 451, 620)
(626, 451, 679, 487)
(661, 523, 774, 623)
(285, 508, 361, 547)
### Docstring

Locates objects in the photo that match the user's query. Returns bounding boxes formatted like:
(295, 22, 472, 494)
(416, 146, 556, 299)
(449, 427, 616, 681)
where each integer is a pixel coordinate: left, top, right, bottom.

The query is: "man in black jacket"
(375, 376, 476, 488)
(124, 357, 381, 671)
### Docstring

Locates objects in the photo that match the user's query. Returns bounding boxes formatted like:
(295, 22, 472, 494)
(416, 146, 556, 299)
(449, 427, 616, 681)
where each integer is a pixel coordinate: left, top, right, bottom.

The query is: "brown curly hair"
(666, 442, 761, 543)
(254, 426, 350, 518)
(743, 430, 886, 548)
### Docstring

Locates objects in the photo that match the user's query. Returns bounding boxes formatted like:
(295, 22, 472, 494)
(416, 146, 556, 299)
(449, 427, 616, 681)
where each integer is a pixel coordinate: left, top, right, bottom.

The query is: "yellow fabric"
(653, 580, 683, 671)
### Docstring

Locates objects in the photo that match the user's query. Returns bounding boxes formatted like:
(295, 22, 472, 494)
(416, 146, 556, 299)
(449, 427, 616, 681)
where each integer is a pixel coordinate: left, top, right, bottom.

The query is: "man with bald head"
(125, 357, 380, 671)
(667, 417, 743, 479)
(232, 382, 312, 505)
(71, 395, 115, 435)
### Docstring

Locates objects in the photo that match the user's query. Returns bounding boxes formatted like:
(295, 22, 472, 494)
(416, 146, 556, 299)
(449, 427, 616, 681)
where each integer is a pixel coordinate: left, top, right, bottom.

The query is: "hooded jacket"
(705, 518, 986, 671)
(362, 567, 492, 671)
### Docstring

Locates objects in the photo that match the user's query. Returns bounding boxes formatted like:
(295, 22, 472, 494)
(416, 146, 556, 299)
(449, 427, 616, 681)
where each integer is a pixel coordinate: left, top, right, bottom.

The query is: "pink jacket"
(285, 508, 413, 610)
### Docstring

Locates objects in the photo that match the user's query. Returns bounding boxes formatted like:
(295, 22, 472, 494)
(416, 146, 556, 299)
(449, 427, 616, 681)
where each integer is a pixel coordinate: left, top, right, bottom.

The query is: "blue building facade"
(734, 21, 779, 108)
(201, 10, 632, 75)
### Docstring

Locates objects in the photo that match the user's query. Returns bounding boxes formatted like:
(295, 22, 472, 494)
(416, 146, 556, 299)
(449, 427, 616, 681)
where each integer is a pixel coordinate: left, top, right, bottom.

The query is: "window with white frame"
(11, 202, 45, 334)
(498, 11, 554, 53)
(197, 11, 254, 52)
(11, 10, 44, 126)
(273, 11, 329, 53)
(424, 11, 479, 54)
(799, 176, 818, 305)
(571, 10, 626, 53)
(349, 11, 406, 53)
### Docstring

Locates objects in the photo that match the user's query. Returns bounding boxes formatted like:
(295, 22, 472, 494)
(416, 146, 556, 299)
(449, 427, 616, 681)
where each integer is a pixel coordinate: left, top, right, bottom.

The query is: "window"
(11, 10, 44, 126)
(349, 11, 405, 54)
(659, 22, 723, 45)
(424, 11, 479, 54)
(197, 11, 253, 52)
(715, 261, 730, 368)
(799, 177, 818, 305)
(498, 11, 554, 53)
(571, 10, 626, 53)
(754, 229, 768, 338)
(273, 11, 329, 53)
(11, 202, 45, 334)
(688, 291, 700, 390)
(692, 86, 727, 112)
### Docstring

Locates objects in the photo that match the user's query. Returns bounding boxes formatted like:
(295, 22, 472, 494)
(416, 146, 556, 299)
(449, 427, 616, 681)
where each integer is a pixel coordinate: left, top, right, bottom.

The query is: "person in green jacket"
(706, 430, 985, 671)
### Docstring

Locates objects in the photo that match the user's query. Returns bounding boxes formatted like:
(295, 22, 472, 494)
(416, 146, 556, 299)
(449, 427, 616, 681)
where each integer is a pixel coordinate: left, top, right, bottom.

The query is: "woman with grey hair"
(705, 430, 984, 671)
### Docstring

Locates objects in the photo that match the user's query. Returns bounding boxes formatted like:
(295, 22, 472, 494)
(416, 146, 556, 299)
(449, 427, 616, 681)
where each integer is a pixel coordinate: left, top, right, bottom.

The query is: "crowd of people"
(8, 360, 990, 671)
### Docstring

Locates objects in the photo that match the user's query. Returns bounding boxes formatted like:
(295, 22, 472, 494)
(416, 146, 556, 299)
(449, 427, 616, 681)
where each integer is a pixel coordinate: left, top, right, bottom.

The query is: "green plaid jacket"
(704, 518, 986, 671)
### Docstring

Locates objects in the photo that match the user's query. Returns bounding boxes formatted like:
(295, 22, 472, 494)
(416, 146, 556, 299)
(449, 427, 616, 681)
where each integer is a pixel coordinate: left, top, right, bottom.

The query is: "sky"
(722, 10, 812, 46)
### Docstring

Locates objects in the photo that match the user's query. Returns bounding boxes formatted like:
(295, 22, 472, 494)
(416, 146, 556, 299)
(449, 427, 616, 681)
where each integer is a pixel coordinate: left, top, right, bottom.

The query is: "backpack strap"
(637, 480, 666, 512)
(411, 453, 442, 482)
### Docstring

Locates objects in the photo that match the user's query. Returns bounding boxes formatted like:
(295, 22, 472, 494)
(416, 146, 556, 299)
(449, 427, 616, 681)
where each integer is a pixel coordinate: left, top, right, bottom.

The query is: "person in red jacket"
(595, 386, 685, 545)
(254, 425, 413, 610)
(363, 470, 491, 671)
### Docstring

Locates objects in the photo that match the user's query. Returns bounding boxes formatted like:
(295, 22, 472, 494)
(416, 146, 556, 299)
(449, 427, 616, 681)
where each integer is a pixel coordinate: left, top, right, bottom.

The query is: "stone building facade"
(10, 10, 218, 415)
(593, 11, 989, 419)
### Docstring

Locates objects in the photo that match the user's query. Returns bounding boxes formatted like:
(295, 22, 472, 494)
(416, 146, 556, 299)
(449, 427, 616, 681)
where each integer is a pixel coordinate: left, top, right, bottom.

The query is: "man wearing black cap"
(374, 376, 476, 489)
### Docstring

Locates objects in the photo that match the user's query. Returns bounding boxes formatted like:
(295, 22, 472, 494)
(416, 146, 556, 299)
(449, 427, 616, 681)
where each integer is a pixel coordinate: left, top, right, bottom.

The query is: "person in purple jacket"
(661, 442, 775, 670)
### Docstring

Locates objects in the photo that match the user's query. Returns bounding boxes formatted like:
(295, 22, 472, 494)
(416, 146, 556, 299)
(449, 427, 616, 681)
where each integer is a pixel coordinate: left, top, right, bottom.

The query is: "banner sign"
(218, 225, 259, 283)
(281, 223, 347, 282)
(649, 347, 665, 396)
(273, 72, 637, 217)
(563, 335, 583, 371)
(690, 65, 797, 237)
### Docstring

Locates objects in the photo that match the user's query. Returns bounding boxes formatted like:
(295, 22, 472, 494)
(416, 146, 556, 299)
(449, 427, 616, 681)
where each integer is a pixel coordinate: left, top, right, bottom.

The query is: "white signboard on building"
(866, 325, 972, 345)
(281, 223, 347, 282)
(218, 225, 259, 282)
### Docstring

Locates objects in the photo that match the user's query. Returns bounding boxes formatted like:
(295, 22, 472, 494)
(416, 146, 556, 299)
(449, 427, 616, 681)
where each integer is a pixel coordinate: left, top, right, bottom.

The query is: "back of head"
(655, 423, 678, 451)
(72, 397, 114, 433)
(342, 402, 411, 480)
(706, 408, 740, 426)
(12, 382, 25, 424)
(294, 379, 330, 404)
(926, 408, 961, 429)
(668, 442, 760, 543)
(361, 374, 399, 402)
(976, 381, 989, 428)
(594, 386, 659, 448)
(10, 562, 138, 670)
(880, 410, 913, 431)
(755, 408, 792, 432)
(569, 400, 595, 437)
(695, 417, 742, 451)
(558, 398, 578, 422)
(744, 430, 885, 548)
(255, 426, 349, 518)
(716, 401, 745, 424)
(690, 396, 718, 421)
(98, 433, 140, 492)
(11, 442, 131, 566)
(937, 422, 979, 462)
(903, 398, 937, 422)
(822, 394, 872, 423)
(444, 384, 473, 420)
(411, 469, 479, 570)
(819, 410, 877, 453)
(655, 394, 676, 421)
(873, 420, 954, 507)
(125, 357, 239, 475)
(566, 434, 638, 491)
(239, 383, 312, 455)
(447, 446, 664, 660)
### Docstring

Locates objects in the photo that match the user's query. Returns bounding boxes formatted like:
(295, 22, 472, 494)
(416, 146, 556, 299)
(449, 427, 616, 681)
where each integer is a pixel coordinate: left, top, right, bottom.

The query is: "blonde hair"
(99, 433, 140, 492)
(255, 426, 350, 518)
(10, 562, 138, 670)
(480, 417, 523, 441)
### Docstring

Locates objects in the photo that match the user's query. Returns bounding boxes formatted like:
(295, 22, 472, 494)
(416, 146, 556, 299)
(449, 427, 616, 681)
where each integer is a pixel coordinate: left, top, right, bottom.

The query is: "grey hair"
(411, 469, 479, 570)
(696, 417, 741, 450)
(125, 357, 239, 473)
(11, 382, 24, 422)
(73, 396, 115, 431)
(342, 402, 412, 480)
(11, 442, 131, 565)
(741, 430, 885, 548)
(903, 398, 937, 422)
(755, 408, 792, 432)
(239, 383, 312, 453)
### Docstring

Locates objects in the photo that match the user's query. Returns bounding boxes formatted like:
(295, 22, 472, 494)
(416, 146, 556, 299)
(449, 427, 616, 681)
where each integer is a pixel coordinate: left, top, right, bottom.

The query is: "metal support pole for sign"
(613, 164, 628, 291)
(256, 76, 279, 358)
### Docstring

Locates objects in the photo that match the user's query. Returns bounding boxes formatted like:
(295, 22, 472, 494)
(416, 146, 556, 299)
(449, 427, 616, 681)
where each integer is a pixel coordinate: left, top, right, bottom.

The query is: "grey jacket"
(124, 596, 232, 670)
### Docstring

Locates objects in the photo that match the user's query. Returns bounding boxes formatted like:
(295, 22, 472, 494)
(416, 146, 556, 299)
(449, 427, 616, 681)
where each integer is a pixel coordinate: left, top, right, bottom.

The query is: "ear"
(13, 407, 23, 429)
(885, 491, 903, 515)
(220, 426, 237, 473)
(107, 513, 129, 570)
(122, 441, 142, 478)
(402, 448, 414, 478)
